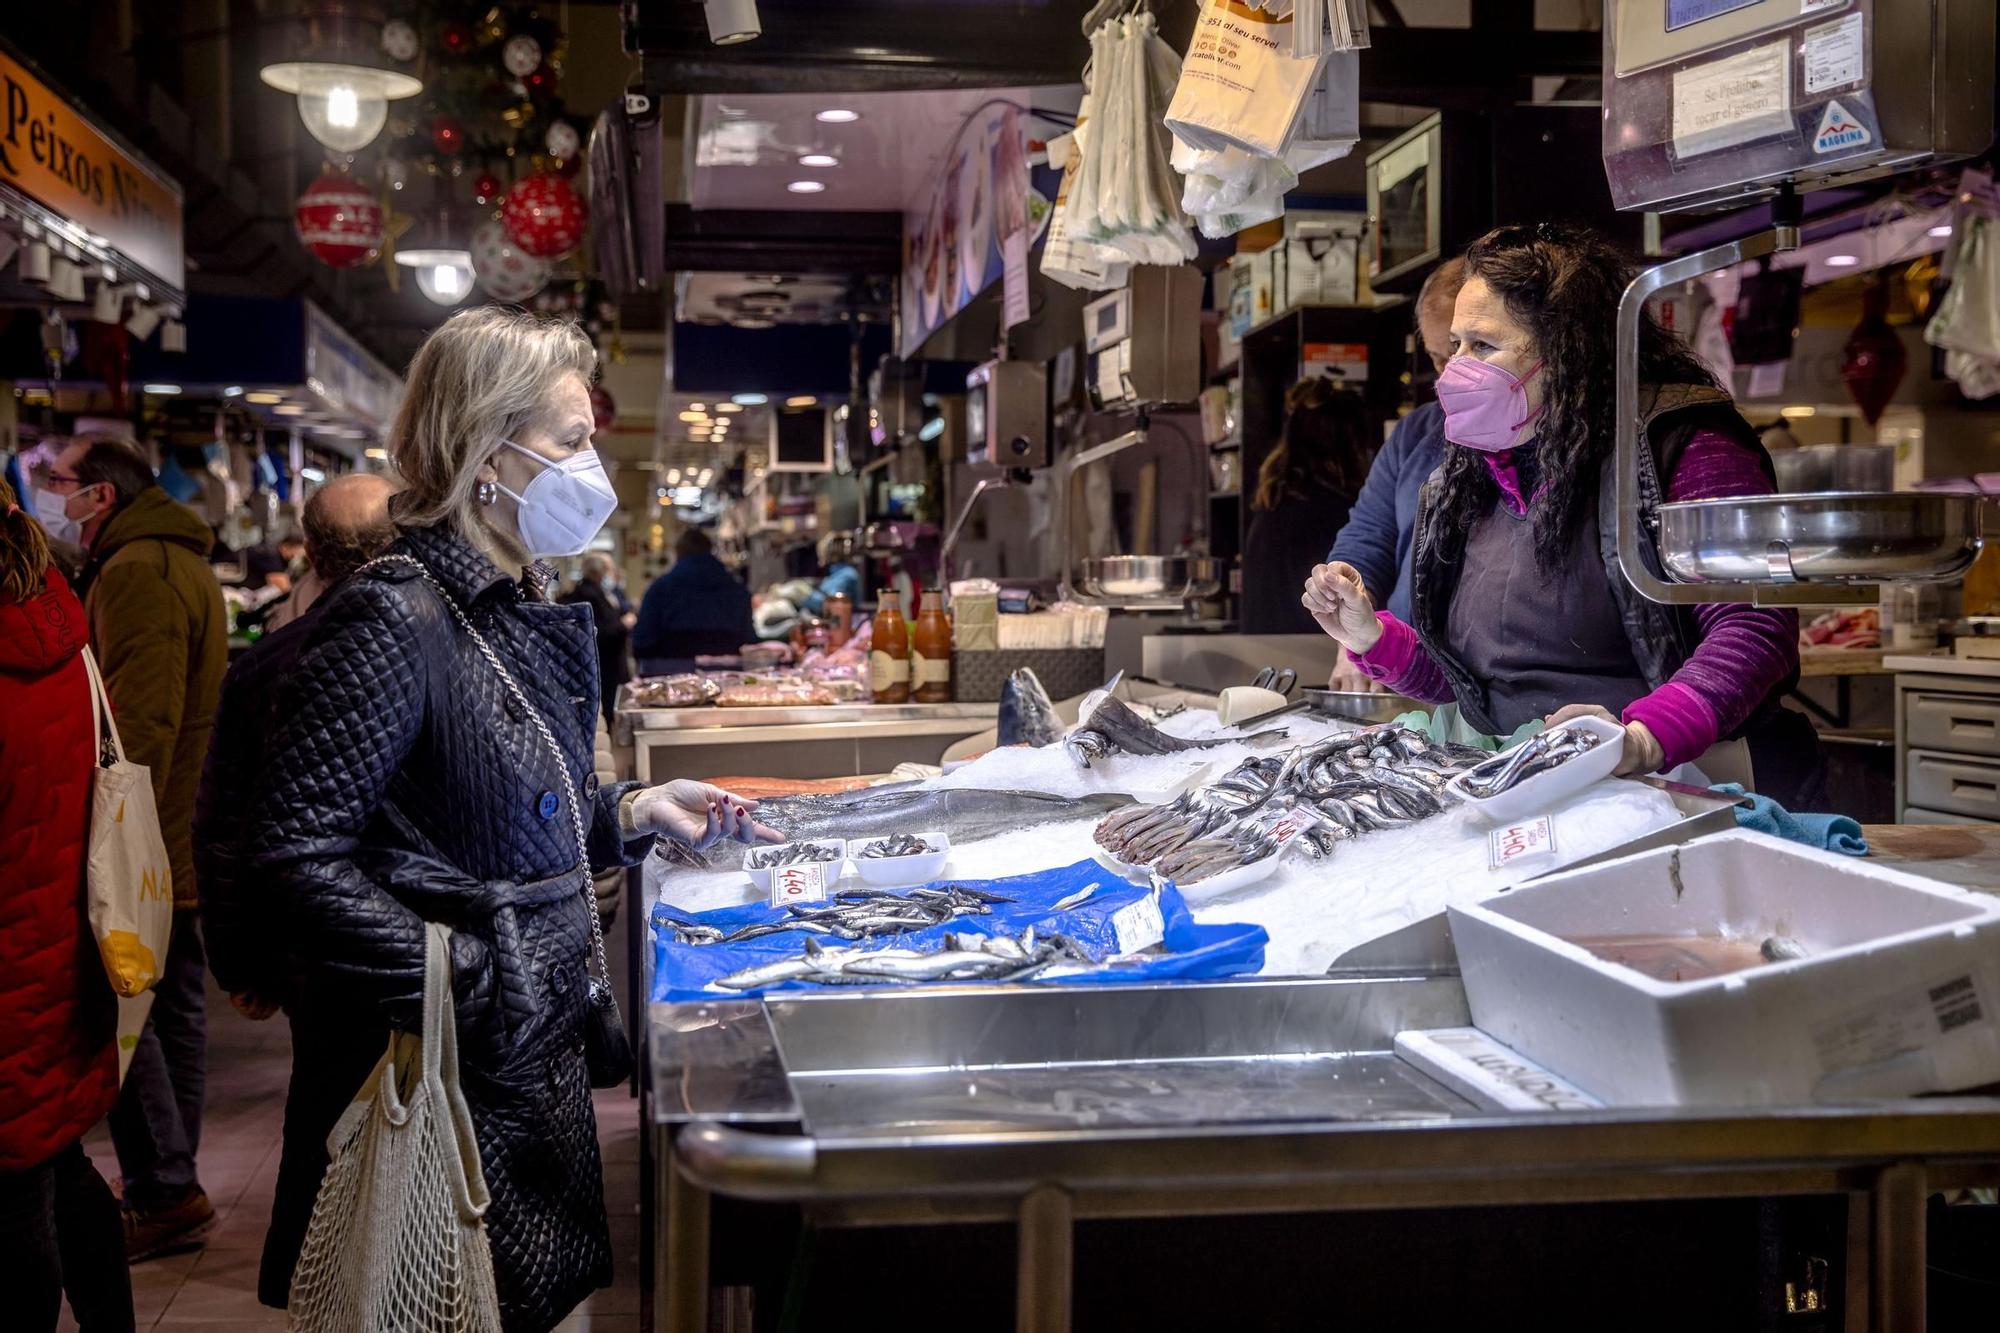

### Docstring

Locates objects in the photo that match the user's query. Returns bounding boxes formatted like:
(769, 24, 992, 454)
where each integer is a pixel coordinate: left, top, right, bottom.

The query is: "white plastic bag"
(81, 648, 173, 1082)
(1926, 215, 2000, 363)
(1167, 0, 1329, 159)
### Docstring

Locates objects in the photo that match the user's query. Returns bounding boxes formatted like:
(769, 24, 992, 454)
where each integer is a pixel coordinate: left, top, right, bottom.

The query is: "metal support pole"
(1869, 1162, 1926, 1333)
(1016, 1185, 1074, 1333)
(661, 1141, 713, 1333)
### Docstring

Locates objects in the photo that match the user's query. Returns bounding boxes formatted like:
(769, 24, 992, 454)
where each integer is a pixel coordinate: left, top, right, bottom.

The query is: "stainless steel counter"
(619, 702, 997, 783)
(648, 973, 1999, 1333)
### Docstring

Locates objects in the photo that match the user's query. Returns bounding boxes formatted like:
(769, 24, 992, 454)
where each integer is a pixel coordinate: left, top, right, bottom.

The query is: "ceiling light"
(365, 447, 388, 460)
(678, 410, 709, 423)
(1929, 224, 1954, 238)
(1780, 405, 1816, 419)
(704, 0, 761, 45)
(396, 247, 474, 306)
(919, 416, 945, 442)
(732, 392, 769, 406)
(816, 108, 859, 124)
(798, 153, 837, 168)
(688, 402, 707, 412)
(698, 469, 715, 484)
(1824, 254, 1861, 268)
(668, 469, 683, 483)
(715, 402, 745, 414)
(301, 466, 327, 483)
(274, 404, 307, 416)
(787, 180, 826, 195)
(260, 6, 422, 153)
(785, 395, 817, 407)
(142, 383, 182, 396)
(245, 391, 284, 404)
(223, 385, 244, 397)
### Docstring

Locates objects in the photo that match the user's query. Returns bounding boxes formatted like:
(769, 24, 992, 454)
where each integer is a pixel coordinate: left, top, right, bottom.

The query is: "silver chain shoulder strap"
(359, 554, 615, 1000)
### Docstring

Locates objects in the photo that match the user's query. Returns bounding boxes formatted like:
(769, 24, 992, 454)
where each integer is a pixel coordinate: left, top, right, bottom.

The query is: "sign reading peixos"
(0, 48, 184, 292)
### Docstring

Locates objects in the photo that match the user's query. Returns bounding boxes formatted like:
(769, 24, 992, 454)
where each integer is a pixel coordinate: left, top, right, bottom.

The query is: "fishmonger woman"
(1305, 223, 1823, 809)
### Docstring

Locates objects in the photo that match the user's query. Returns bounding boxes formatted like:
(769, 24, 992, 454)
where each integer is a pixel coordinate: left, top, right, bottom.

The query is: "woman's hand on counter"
(1327, 646, 1378, 693)
(631, 780, 785, 849)
(1544, 704, 1665, 777)
(1302, 562, 1383, 654)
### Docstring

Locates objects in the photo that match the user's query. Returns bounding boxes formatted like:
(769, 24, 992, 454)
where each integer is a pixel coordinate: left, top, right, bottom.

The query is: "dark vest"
(1409, 384, 1803, 738)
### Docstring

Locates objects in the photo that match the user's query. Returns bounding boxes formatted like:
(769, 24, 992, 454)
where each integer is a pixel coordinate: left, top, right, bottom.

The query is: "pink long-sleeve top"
(1349, 431, 1798, 768)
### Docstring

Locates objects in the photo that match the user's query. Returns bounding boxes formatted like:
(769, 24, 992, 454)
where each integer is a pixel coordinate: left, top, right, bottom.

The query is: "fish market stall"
(631, 683, 2000, 1330)
(617, 697, 997, 783)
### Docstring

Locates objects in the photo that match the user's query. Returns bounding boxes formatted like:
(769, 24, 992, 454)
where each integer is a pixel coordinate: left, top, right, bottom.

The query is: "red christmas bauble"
(472, 172, 503, 205)
(431, 114, 466, 155)
(499, 171, 587, 260)
(293, 168, 383, 269)
(590, 384, 617, 435)
(441, 22, 472, 53)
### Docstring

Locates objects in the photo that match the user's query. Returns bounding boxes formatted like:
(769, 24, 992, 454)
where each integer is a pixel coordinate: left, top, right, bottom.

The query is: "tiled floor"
(58, 928, 647, 1333)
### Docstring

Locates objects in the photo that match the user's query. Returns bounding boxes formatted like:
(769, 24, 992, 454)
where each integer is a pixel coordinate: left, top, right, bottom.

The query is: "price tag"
(1110, 889, 1166, 956)
(1266, 806, 1324, 849)
(1001, 228, 1030, 331)
(768, 862, 828, 909)
(1488, 815, 1557, 872)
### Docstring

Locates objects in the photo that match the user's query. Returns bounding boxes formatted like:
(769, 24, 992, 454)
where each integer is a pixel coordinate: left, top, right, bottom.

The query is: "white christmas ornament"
(470, 219, 551, 303)
(502, 34, 543, 78)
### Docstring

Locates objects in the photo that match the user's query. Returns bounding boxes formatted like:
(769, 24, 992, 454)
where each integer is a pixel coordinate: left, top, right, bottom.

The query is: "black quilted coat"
(249, 524, 654, 1332)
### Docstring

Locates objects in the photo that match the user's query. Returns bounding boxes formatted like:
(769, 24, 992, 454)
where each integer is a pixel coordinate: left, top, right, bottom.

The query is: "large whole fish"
(997, 667, 1064, 748)
(1065, 693, 1287, 769)
(684, 786, 1135, 871)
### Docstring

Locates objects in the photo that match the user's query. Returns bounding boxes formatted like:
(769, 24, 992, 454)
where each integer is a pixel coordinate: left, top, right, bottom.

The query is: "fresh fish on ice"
(997, 667, 1064, 747)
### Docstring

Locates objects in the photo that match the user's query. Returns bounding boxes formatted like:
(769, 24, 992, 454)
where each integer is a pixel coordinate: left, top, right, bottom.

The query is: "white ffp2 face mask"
(494, 439, 618, 558)
(33, 485, 87, 547)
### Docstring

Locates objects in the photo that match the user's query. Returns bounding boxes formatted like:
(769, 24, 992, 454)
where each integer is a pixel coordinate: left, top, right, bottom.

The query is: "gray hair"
(68, 438, 159, 507)
(387, 307, 596, 555)
(580, 551, 615, 581)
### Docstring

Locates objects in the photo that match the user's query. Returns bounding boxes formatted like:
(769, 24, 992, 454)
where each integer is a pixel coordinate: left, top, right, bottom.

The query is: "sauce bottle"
(870, 592, 911, 703)
(912, 590, 953, 703)
(825, 592, 854, 649)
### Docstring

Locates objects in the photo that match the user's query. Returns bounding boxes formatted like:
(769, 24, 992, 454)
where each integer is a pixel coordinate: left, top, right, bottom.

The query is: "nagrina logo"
(1812, 99, 1873, 155)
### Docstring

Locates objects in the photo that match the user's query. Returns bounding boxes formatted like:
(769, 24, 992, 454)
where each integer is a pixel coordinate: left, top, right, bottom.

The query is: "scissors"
(1251, 666, 1298, 696)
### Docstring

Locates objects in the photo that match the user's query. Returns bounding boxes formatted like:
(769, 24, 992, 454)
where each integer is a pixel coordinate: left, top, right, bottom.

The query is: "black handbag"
(367, 555, 634, 1089)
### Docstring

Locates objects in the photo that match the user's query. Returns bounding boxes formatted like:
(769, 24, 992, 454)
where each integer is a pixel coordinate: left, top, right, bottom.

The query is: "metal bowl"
(1303, 688, 1421, 724)
(1656, 492, 1986, 585)
(1077, 555, 1225, 602)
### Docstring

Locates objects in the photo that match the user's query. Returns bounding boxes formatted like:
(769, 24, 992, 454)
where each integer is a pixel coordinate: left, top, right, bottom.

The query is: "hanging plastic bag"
(1286, 48, 1361, 170)
(1926, 215, 2000, 364)
(1167, 0, 1329, 159)
(1042, 109, 1131, 292)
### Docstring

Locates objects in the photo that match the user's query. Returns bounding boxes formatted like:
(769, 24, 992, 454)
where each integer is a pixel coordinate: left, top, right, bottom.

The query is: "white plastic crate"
(1449, 830, 2000, 1106)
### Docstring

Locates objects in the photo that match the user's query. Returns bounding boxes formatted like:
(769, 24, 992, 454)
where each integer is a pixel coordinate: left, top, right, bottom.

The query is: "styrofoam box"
(1449, 830, 2000, 1107)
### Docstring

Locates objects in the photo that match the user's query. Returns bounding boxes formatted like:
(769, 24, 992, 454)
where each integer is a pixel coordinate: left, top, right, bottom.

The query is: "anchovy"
(857, 832, 932, 859)
(746, 841, 843, 869)
(1065, 694, 1288, 769)
(1459, 726, 1605, 798)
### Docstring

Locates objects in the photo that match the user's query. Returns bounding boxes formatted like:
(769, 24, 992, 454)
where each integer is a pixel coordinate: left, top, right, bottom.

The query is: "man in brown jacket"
(43, 437, 227, 1259)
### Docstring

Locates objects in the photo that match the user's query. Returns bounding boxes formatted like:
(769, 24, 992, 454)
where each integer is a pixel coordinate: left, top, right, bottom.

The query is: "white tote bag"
(81, 648, 174, 1081)
(1166, 0, 1329, 159)
(289, 922, 502, 1333)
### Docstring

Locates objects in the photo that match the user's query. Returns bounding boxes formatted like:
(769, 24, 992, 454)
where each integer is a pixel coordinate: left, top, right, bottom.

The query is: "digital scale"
(1601, 0, 1996, 604)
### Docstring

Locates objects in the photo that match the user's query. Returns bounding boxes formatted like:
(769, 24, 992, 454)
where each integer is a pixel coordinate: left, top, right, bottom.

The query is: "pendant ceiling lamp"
(396, 207, 474, 307)
(261, 2, 422, 153)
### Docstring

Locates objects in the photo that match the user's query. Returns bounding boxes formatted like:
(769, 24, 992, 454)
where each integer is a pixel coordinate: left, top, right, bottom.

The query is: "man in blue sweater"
(634, 527, 757, 674)
(1326, 257, 1464, 688)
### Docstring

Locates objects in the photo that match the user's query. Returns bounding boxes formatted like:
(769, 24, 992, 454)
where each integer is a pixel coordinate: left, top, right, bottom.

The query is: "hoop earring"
(476, 479, 498, 506)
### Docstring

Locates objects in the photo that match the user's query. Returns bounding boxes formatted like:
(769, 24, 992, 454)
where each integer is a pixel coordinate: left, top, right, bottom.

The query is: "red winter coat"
(0, 567, 119, 1171)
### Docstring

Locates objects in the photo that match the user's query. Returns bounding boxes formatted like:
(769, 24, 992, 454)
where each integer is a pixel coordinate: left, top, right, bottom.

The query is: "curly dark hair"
(1433, 222, 1718, 572)
(1253, 378, 1374, 512)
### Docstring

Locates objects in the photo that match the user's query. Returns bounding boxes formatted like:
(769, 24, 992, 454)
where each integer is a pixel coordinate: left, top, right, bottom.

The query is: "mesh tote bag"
(287, 922, 502, 1333)
(81, 647, 173, 1081)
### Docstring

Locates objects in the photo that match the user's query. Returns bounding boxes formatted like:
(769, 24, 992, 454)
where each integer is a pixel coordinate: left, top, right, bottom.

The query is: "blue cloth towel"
(1712, 783, 1867, 855)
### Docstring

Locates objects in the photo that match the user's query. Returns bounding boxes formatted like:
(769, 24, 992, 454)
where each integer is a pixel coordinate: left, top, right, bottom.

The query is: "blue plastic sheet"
(651, 858, 1268, 1000)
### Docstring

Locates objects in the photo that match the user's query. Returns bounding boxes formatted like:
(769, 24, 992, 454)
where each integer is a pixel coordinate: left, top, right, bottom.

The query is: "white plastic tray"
(846, 831, 952, 886)
(1447, 715, 1625, 825)
(742, 838, 848, 891)
(1450, 829, 2000, 1106)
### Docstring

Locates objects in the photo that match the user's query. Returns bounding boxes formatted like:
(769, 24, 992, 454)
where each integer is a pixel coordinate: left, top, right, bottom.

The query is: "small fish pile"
(746, 841, 843, 869)
(857, 833, 931, 859)
(661, 884, 1012, 946)
(711, 927, 1097, 990)
(1094, 726, 1490, 880)
(1457, 726, 1604, 799)
(1065, 693, 1286, 769)
(996, 667, 1064, 747)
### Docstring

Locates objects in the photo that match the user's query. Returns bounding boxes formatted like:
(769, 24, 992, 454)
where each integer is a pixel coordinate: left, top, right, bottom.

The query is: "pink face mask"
(1436, 356, 1544, 453)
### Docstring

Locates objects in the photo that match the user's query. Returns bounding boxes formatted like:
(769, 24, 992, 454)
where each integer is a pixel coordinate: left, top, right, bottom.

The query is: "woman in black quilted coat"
(248, 308, 777, 1331)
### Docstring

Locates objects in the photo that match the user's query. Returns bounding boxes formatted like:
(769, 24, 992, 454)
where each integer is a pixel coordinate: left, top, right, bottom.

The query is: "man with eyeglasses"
(38, 436, 227, 1262)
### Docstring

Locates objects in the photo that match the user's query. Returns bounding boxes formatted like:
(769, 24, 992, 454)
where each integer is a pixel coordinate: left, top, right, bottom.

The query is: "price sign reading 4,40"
(769, 863, 828, 908)
(1488, 815, 1556, 872)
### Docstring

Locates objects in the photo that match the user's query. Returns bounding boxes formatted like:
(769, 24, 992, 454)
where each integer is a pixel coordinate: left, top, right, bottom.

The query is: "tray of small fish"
(742, 838, 848, 889)
(1446, 716, 1625, 824)
(1091, 726, 1491, 894)
(848, 830, 952, 886)
(1065, 689, 1288, 769)
(651, 859, 1270, 1000)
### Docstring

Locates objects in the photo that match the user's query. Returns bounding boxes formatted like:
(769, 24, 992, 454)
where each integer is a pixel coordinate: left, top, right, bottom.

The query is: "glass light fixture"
(261, 6, 422, 154)
(398, 247, 475, 306)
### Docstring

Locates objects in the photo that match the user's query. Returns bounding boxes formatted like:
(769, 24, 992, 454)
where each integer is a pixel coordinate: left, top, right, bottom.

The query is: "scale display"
(1666, 0, 1763, 32)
